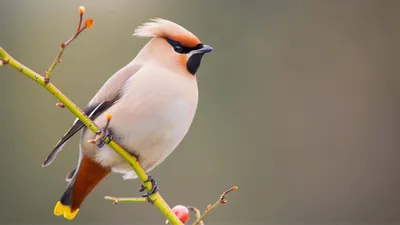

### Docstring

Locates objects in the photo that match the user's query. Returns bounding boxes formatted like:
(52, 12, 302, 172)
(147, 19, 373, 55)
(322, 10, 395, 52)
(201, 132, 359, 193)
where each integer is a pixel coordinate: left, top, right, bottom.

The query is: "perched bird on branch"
(42, 18, 213, 220)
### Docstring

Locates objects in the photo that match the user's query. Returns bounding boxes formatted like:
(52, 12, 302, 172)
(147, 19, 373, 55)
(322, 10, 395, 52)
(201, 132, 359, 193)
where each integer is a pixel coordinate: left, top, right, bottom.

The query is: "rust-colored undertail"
(54, 155, 111, 220)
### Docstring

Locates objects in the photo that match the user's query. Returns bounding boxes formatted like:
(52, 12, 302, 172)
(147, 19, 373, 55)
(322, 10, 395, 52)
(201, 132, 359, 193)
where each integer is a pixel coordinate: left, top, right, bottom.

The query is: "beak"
(197, 44, 214, 54)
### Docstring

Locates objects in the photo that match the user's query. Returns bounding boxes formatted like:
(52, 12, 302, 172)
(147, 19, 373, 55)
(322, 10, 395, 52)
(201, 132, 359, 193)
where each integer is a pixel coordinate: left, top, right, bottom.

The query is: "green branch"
(0, 46, 183, 224)
(104, 196, 149, 204)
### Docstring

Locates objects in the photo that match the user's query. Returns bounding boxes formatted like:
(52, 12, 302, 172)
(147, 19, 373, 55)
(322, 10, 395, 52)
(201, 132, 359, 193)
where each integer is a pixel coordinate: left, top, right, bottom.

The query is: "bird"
(42, 18, 213, 220)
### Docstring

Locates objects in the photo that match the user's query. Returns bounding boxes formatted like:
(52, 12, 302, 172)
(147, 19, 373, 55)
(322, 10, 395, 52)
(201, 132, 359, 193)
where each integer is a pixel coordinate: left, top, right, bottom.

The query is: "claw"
(96, 128, 113, 148)
(88, 113, 113, 147)
(138, 184, 146, 192)
(139, 175, 159, 198)
(88, 128, 113, 148)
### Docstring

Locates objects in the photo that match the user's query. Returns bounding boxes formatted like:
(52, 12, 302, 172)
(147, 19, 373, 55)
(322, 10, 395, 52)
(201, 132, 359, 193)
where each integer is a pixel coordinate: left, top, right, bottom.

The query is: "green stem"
(45, 26, 87, 83)
(104, 196, 148, 204)
(0, 46, 183, 225)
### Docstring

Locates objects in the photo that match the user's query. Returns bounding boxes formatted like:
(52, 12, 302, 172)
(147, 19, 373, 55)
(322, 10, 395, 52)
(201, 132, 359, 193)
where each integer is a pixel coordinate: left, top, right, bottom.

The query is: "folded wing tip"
(42, 159, 51, 167)
(42, 153, 58, 167)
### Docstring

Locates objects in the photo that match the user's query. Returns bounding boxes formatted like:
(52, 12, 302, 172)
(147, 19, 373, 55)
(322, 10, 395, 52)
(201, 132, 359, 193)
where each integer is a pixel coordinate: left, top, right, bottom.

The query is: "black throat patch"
(187, 53, 205, 75)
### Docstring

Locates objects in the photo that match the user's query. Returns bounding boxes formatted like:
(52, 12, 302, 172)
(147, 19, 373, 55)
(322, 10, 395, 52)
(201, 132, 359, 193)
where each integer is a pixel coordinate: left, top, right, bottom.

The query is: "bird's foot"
(96, 128, 113, 148)
(139, 175, 159, 202)
(88, 113, 113, 148)
(88, 128, 113, 148)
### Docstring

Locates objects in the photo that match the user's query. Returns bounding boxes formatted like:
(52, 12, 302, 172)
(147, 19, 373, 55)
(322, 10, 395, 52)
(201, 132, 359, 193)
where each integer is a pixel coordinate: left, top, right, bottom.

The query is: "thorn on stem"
(44, 71, 50, 83)
(0, 59, 9, 66)
(56, 103, 65, 108)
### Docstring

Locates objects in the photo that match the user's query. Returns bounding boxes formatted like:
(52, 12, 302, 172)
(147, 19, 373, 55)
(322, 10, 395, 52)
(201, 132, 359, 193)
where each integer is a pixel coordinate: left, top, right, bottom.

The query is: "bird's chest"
(86, 71, 198, 170)
(118, 94, 196, 148)
(98, 94, 196, 170)
(118, 74, 196, 139)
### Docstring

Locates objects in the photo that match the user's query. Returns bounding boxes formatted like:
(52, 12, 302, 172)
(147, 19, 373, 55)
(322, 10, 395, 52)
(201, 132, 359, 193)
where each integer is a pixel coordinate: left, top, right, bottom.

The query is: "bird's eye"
(173, 44, 184, 53)
(165, 38, 189, 54)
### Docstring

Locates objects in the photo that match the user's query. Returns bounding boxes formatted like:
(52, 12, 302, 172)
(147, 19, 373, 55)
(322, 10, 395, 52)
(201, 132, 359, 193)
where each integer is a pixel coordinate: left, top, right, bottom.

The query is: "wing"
(42, 97, 120, 167)
(42, 62, 142, 167)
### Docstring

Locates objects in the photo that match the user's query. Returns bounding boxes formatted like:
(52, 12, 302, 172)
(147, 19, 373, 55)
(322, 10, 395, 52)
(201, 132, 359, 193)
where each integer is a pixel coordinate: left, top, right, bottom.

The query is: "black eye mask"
(165, 38, 203, 54)
(164, 37, 209, 75)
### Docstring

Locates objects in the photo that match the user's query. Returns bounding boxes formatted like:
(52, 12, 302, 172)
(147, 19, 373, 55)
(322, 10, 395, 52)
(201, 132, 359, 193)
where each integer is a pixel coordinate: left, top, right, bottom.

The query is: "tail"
(54, 155, 111, 220)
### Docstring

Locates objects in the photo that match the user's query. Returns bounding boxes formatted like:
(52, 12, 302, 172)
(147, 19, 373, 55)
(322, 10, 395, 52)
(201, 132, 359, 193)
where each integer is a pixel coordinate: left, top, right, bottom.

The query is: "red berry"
(170, 205, 189, 224)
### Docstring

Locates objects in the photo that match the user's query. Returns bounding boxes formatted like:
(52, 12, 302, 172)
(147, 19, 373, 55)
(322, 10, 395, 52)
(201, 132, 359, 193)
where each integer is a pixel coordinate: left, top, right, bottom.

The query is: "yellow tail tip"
(64, 208, 79, 220)
(54, 201, 79, 220)
(54, 201, 68, 216)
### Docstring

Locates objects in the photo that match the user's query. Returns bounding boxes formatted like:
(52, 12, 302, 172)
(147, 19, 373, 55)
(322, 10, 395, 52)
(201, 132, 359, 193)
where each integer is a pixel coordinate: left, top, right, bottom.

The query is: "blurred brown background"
(0, 0, 400, 224)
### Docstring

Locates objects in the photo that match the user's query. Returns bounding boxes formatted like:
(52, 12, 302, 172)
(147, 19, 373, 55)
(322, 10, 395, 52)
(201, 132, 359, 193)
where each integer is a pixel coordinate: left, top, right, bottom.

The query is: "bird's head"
(134, 18, 213, 75)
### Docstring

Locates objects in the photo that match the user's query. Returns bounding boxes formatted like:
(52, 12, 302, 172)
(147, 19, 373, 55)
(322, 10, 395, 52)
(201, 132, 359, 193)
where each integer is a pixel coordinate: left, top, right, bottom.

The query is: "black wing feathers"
(42, 96, 120, 167)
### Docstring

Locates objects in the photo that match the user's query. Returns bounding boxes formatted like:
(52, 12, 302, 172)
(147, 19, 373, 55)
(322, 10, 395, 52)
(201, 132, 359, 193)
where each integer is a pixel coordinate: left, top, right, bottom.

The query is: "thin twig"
(192, 186, 238, 225)
(44, 9, 87, 84)
(77, 6, 84, 32)
(105, 196, 148, 204)
(186, 206, 204, 225)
